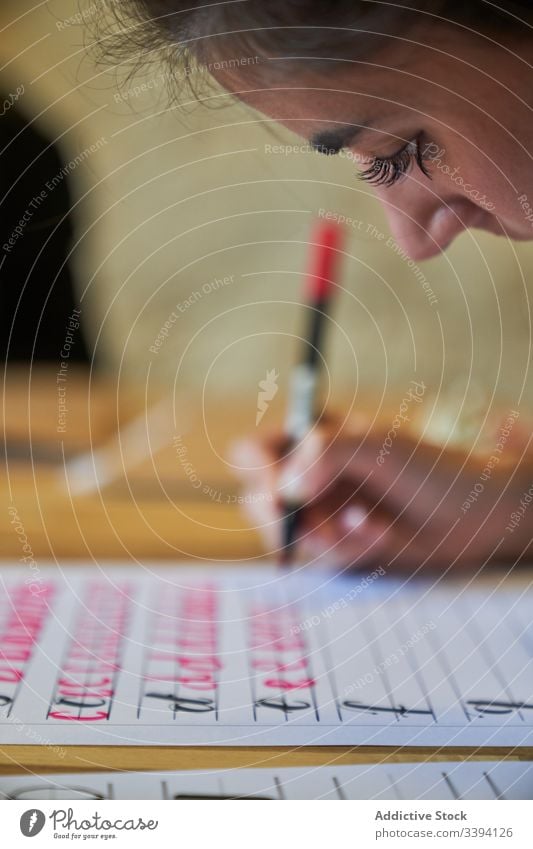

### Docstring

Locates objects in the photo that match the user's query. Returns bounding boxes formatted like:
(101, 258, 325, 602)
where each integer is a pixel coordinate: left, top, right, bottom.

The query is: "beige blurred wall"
(1, 0, 531, 447)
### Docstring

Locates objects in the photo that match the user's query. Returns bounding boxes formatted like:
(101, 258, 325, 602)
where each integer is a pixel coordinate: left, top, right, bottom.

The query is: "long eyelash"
(358, 138, 430, 187)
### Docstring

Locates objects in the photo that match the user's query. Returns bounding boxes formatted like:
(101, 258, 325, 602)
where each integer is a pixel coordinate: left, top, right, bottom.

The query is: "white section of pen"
(284, 362, 318, 444)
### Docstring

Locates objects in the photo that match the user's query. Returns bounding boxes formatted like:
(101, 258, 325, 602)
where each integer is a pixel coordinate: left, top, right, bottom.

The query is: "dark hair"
(101, 1, 533, 92)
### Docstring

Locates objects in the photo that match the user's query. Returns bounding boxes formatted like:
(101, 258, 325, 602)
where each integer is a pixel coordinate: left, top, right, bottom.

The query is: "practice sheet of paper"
(0, 563, 532, 747)
(1, 762, 532, 800)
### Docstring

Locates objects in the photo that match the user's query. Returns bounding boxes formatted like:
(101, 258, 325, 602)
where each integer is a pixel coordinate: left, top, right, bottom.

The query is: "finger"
(228, 436, 279, 475)
(277, 429, 327, 503)
(299, 504, 393, 569)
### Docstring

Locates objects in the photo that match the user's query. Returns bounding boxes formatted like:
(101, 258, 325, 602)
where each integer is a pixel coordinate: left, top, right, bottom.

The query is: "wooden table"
(0, 367, 531, 773)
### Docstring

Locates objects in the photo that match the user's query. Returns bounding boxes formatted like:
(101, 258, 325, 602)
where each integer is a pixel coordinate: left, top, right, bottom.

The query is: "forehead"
(212, 37, 464, 143)
(214, 69, 420, 152)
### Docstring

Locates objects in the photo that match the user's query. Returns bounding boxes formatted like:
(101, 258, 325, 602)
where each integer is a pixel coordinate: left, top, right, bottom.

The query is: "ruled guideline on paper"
(1, 762, 532, 800)
(0, 564, 532, 747)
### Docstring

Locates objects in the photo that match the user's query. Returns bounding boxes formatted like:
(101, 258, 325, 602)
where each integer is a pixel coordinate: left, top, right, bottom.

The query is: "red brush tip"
(305, 219, 344, 302)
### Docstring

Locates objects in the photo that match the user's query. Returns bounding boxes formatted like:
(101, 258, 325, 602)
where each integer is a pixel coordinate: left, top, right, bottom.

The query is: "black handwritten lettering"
(145, 693, 215, 713)
(467, 699, 533, 715)
(342, 701, 432, 717)
(255, 697, 311, 713)
(174, 793, 271, 800)
(55, 697, 107, 709)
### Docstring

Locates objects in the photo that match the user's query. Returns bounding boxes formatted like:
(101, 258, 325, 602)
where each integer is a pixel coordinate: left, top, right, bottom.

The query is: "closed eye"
(358, 136, 431, 187)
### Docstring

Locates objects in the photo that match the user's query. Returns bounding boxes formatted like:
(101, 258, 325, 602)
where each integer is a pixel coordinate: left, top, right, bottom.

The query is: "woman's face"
(216, 24, 533, 259)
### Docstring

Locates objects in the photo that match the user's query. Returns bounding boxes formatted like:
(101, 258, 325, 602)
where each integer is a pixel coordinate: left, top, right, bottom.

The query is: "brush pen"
(279, 220, 344, 566)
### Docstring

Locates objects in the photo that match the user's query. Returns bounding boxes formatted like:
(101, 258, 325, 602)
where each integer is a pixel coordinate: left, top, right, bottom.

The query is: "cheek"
(423, 142, 517, 219)
(427, 122, 533, 226)
(464, 154, 533, 228)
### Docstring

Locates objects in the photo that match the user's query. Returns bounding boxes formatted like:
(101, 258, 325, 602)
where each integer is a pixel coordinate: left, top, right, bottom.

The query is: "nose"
(373, 182, 491, 261)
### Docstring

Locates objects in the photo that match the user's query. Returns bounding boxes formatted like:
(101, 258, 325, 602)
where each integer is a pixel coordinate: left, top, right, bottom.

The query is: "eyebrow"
(309, 126, 364, 155)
